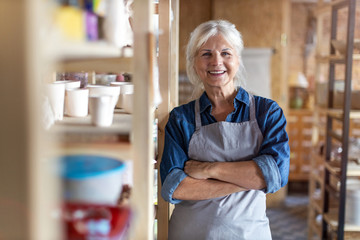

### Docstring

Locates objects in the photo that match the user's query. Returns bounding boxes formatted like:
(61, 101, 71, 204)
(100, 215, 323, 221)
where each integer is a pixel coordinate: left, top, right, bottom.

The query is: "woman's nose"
(210, 53, 223, 65)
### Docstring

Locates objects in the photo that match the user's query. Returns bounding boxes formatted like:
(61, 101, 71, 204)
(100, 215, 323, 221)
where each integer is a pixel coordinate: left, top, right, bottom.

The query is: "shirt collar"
(198, 87, 250, 113)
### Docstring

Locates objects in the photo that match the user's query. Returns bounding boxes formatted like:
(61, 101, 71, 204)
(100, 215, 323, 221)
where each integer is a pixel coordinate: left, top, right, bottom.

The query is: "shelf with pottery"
(50, 109, 132, 139)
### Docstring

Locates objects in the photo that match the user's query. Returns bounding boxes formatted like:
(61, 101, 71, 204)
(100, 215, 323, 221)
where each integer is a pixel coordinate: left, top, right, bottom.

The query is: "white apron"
(168, 93, 272, 240)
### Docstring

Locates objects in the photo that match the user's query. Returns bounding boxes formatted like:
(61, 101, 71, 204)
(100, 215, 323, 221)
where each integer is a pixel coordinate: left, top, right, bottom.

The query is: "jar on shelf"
(289, 72, 309, 109)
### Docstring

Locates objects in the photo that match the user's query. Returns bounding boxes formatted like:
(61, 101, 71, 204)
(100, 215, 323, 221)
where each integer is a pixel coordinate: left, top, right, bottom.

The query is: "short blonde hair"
(186, 20, 247, 98)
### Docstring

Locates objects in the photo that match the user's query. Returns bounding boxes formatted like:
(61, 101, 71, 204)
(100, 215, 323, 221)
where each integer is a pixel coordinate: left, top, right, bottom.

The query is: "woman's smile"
(208, 70, 226, 76)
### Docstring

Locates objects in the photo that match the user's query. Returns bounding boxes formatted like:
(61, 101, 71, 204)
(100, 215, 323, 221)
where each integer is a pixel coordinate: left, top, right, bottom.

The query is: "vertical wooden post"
(157, 1, 171, 239)
(157, 0, 179, 239)
(131, 0, 155, 239)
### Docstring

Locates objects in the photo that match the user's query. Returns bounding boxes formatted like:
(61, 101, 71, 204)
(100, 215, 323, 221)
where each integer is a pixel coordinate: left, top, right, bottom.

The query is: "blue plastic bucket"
(60, 155, 126, 205)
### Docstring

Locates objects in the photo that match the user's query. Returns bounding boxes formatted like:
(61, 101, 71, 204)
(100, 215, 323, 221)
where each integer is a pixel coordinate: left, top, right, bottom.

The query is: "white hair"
(186, 20, 247, 99)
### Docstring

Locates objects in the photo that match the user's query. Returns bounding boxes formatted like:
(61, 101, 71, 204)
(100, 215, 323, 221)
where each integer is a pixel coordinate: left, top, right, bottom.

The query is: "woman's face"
(194, 34, 240, 90)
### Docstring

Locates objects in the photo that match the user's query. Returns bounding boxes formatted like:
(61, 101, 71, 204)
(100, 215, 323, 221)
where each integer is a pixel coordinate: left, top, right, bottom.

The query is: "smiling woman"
(160, 20, 290, 240)
(186, 20, 247, 99)
(194, 35, 239, 94)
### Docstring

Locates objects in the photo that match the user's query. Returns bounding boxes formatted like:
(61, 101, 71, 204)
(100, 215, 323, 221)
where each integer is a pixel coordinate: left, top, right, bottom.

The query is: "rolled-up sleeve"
(253, 155, 281, 193)
(161, 168, 187, 204)
(255, 101, 290, 193)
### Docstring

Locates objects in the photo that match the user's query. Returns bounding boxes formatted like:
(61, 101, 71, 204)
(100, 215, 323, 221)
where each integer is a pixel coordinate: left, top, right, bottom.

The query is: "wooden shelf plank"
(49, 109, 132, 138)
(58, 141, 133, 160)
(326, 108, 360, 119)
(311, 171, 324, 186)
(310, 197, 323, 213)
(325, 161, 360, 177)
(309, 216, 322, 237)
(59, 57, 133, 73)
(316, 54, 360, 63)
(316, 54, 345, 63)
(45, 40, 132, 60)
(324, 213, 360, 232)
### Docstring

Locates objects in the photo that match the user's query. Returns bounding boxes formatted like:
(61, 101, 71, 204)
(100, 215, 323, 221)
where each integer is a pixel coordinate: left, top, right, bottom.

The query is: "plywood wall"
(179, 0, 212, 72)
(212, 0, 290, 106)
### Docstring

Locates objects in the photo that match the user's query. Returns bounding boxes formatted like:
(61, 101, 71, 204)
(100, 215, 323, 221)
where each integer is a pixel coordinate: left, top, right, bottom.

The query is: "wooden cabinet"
(288, 109, 314, 181)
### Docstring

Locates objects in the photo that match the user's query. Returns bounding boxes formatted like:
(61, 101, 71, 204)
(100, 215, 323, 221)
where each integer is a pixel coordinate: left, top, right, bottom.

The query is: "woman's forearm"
(208, 161, 266, 190)
(172, 176, 246, 201)
(184, 160, 266, 190)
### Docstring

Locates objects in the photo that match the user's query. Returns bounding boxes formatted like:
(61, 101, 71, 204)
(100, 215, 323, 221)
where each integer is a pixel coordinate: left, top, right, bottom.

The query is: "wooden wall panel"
(212, 0, 289, 106)
(290, 3, 315, 75)
(179, 0, 211, 72)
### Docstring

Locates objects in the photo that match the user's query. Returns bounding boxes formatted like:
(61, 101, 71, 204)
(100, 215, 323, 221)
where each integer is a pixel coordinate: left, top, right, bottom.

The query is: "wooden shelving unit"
(308, 0, 360, 239)
(156, 0, 180, 239)
(0, 0, 178, 239)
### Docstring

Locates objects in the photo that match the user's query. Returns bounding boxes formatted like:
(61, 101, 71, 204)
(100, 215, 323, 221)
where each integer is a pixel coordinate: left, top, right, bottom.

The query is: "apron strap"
(248, 93, 256, 122)
(195, 99, 201, 130)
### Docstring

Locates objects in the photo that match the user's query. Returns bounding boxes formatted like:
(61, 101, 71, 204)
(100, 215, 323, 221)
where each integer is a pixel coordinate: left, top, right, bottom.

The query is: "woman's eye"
(222, 52, 231, 56)
(201, 52, 211, 57)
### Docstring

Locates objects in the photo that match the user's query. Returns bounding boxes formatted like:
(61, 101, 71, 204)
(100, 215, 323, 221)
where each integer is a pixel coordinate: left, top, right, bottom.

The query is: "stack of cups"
(88, 85, 121, 127)
(45, 82, 67, 121)
(45, 80, 88, 121)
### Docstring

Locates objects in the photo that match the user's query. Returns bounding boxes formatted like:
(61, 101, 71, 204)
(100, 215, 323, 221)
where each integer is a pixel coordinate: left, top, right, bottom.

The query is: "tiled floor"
(267, 194, 309, 240)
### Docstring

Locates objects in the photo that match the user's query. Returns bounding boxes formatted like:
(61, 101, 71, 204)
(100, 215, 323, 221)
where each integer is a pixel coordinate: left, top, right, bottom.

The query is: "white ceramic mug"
(45, 82, 66, 121)
(63, 80, 81, 90)
(88, 85, 121, 109)
(121, 93, 133, 113)
(110, 82, 134, 109)
(65, 88, 89, 117)
(89, 95, 114, 127)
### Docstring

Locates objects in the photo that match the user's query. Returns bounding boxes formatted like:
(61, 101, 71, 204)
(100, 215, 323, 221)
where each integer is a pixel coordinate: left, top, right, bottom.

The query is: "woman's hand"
(184, 160, 214, 180)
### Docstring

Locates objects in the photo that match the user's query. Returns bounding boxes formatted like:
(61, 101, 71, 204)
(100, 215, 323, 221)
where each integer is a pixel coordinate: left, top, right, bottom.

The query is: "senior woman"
(160, 20, 290, 240)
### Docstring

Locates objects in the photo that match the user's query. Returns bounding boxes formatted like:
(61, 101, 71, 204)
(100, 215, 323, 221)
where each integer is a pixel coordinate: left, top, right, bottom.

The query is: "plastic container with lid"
(60, 155, 126, 205)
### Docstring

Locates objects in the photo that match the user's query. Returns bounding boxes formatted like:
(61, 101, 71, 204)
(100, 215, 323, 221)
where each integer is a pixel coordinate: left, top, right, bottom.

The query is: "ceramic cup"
(89, 95, 114, 127)
(63, 80, 81, 115)
(65, 88, 89, 117)
(45, 82, 66, 121)
(63, 80, 81, 90)
(110, 82, 134, 109)
(88, 85, 121, 109)
(121, 93, 133, 114)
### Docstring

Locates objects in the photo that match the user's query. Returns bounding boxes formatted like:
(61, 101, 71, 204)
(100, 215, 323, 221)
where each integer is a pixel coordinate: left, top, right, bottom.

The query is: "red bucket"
(63, 202, 131, 240)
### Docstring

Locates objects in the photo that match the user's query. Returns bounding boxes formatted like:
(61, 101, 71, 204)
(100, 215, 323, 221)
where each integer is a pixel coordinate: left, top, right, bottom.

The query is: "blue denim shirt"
(160, 88, 290, 204)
